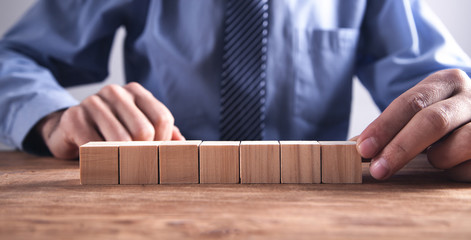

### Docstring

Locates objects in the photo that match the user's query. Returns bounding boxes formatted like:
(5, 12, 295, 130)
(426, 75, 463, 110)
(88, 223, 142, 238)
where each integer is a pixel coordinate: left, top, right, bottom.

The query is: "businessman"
(0, 0, 470, 181)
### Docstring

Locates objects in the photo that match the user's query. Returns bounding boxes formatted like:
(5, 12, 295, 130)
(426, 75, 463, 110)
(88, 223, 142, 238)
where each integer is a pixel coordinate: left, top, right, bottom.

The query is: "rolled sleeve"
(0, 0, 133, 152)
(0, 50, 78, 150)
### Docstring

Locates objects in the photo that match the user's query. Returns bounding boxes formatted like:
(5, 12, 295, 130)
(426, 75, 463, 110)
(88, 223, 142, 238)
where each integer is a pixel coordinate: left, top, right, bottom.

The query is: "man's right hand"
(36, 82, 185, 159)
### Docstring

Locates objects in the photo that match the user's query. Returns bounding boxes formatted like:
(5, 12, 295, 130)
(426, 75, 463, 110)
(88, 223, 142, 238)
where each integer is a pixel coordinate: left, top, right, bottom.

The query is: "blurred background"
(0, 0, 470, 150)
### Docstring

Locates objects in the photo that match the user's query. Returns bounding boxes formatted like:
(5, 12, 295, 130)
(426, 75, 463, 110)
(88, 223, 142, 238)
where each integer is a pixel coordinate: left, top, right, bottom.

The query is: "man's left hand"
(357, 69, 471, 182)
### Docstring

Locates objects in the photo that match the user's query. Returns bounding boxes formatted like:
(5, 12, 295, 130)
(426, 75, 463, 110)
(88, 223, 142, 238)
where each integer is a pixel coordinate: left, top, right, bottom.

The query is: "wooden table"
(0, 151, 470, 239)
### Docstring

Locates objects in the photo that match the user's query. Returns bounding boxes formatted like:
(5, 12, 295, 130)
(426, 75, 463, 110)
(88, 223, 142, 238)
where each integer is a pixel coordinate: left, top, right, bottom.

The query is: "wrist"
(35, 110, 66, 146)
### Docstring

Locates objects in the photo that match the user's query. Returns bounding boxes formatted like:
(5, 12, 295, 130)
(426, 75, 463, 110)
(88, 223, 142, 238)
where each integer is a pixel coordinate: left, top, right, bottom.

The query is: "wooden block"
(159, 141, 201, 184)
(119, 141, 160, 185)
(199, 141, 240, 184)
(319, 141, 362, 183)
(280, 141, 320, 184)
(240, 141, 280, 183)
(79, 142, 121, 185)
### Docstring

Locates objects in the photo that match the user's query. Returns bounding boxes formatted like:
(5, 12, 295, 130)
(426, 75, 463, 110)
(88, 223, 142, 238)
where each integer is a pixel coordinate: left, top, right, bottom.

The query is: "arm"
(355, 0, 471, 181)
(0, 0, 183, 158)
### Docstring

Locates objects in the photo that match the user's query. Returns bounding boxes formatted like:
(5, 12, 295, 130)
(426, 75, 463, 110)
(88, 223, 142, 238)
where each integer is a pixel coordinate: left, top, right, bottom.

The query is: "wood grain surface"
(1, 151, 471, 240)
(120, 141, 159, 185)
(79, 142, 120, 185)
(159, 141, 201, 184)
(199, 141, 240, 184)
(319, 141, 362, 184)
(280, 141, 320, 184)
(240, 141, 280, 183)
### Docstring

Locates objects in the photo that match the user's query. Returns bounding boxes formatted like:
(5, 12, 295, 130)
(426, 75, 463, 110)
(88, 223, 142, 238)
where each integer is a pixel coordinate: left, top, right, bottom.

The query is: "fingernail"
(370, 158, 390, 180)
(358, 137, 378, 158)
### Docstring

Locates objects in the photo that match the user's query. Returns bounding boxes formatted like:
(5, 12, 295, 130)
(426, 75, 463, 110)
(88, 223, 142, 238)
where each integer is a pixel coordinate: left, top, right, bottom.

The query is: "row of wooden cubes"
(79, 141, 362, 185)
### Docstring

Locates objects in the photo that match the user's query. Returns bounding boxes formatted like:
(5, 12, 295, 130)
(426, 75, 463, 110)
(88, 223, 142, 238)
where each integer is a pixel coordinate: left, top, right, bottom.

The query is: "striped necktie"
(220, 0, 269, 140)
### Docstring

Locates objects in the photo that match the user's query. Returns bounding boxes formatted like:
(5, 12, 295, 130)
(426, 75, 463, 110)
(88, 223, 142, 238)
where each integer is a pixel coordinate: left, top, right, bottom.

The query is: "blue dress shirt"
(1, 0, 471, 151)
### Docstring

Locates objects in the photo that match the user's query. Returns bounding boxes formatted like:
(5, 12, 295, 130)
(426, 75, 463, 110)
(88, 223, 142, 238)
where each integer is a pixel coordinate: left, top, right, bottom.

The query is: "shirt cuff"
(10, 89, 79, 152)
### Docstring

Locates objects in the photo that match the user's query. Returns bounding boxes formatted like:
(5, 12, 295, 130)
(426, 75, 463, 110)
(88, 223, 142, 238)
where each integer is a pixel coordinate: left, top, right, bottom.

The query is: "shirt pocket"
(292, 28, 360, 127)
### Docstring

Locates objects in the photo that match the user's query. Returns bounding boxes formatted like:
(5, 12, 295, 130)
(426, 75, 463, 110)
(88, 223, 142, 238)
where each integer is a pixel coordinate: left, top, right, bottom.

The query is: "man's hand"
(36, 82, 185, 159)
(357, 69, 471, 182)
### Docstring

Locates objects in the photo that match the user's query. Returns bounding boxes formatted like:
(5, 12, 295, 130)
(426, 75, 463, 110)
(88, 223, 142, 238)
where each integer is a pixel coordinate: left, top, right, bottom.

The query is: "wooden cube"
(319, 141, 362, 183)
(200, 141, 240, 183)
(79, 142, 121, 185)
(280, 141, 320, 183)
(119, 141, 160, 185)
(240, 141, 280, 183)
(159, 141, 201, 184)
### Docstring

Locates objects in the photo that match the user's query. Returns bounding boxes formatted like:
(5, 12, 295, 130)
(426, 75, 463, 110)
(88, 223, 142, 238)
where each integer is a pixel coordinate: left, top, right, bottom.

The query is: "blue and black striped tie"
(220, 0, 269, 140)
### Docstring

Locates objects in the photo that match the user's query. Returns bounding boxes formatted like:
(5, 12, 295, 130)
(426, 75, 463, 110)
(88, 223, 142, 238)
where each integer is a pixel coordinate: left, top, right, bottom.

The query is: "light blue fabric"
(1, 0, 471, 151)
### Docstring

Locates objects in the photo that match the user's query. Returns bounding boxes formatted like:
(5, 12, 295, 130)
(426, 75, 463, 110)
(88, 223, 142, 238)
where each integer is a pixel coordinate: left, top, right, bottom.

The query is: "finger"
(349, 135, 359, 141)
(172, 126, 186, 140)
(357, 69, 469, 159)
(370, 94, 471, 180)
(97, 84, 155, 141)
(82, 95, 132, 141)
(427, 122, 471, 169)
(445, 160, 471, 182)
(48, 106, 104, 159)
(63, 106, 104, 146)
(124, 82, 175, 140)
(348, 136, 371, 162)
